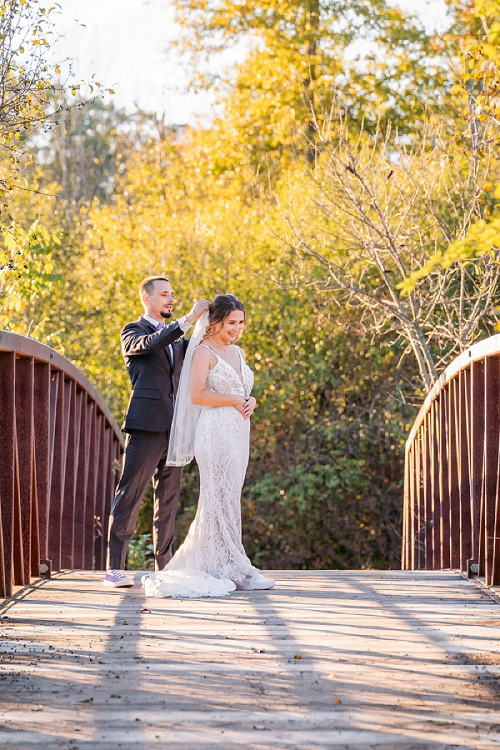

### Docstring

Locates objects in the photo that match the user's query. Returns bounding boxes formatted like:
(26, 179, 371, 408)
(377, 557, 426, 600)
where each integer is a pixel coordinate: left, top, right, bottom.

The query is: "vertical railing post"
(0, 351, 16, 597)
(12, 417, 23, 586)
(0, 493, 5, 597)
(84, 402, 98, 570)
(430, 403, 441, 569)
(14, 356, 34, 584)
(103, 427, 114, 565)
(439, 389, 451, 568)
(471, 359, 485, 575)
(30, 438, 40, 579)
(493, 433, 500, 585)
(416, 431, 425, 569)
(48, 371, 64, 570)
(423, 412, 432, 569)
(94, 415, 109, 571)
(405, 445, 412, 570)
(61, 380, 78, 569)
(34, 361, 51, 573)
(448, 377, 460, 569)
(459, 367, 472, 572)
(73, 389, 88, 570)
(483, 355, 500, 585)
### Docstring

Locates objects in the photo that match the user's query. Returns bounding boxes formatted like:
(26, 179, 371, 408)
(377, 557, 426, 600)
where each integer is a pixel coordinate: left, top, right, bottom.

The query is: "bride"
(142, 294, 275, 598)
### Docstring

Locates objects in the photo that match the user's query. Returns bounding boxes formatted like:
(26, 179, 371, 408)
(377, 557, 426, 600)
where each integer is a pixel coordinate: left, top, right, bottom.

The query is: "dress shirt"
(143, 314, 192, 363)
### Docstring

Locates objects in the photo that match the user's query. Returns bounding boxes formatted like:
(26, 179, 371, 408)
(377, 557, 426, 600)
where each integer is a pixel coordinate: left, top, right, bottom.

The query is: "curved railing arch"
(403, 334, 500, 586)
(0, 331, 124, 597)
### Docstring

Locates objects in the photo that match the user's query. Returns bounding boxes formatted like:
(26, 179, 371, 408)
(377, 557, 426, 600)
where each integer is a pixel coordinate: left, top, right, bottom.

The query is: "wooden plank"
(0, 571, 499, 749)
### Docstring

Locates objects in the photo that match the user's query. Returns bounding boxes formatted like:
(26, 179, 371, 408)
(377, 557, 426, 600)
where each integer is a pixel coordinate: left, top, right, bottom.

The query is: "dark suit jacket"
(121, 316, 188, 433)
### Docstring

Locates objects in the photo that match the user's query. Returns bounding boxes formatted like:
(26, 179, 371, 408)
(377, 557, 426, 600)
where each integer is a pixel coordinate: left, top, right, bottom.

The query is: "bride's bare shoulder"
(193, 343, 217, 368)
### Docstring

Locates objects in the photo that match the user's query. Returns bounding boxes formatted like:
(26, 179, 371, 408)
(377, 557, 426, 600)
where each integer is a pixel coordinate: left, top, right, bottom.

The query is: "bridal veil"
(165, 310, 208, 466)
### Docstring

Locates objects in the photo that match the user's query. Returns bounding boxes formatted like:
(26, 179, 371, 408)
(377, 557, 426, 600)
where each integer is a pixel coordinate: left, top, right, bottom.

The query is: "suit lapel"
(140, 316, 174, 368)
(140, 316, 157, 333)
(171, 339, 184, 370)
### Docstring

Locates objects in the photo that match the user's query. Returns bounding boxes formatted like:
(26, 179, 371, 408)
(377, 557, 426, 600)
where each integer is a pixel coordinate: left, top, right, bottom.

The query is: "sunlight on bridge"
(1, 571, 499, 748)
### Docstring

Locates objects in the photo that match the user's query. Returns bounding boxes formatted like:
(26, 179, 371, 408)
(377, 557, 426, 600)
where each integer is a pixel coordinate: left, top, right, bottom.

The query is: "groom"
(104, 276, 209, 588)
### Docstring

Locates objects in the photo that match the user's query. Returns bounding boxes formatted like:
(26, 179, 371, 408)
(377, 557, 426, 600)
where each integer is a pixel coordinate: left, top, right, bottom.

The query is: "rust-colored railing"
(0, 331, 124, 597)
(403, 334, 500, 586)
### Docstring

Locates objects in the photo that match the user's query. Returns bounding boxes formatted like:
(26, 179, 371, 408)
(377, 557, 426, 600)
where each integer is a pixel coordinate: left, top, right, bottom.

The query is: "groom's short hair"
(139, 276, 170, 297)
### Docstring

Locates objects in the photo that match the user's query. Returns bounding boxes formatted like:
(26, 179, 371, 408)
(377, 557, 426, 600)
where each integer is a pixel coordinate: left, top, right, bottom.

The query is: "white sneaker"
(252, 575, 275, 590)
(103, 569, 134, 588)
(235, 574, 275, 591)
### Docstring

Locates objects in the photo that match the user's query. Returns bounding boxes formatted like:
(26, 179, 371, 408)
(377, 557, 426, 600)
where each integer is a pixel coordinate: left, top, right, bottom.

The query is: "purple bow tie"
(156, 322, 164, 331)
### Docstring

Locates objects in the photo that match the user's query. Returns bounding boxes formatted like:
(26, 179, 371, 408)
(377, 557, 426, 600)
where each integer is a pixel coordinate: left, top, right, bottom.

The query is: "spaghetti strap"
(202, 343, 245, 384)
(200, 343, 220, 358)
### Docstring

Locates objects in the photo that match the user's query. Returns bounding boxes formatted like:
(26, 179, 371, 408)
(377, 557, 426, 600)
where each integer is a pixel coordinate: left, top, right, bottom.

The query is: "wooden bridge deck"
(1, 570, 499, 749)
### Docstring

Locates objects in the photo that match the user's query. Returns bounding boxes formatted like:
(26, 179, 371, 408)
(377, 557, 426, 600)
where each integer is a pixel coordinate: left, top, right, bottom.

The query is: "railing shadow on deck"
(403, 333, 500, 586)
(0, 331, 124, 597)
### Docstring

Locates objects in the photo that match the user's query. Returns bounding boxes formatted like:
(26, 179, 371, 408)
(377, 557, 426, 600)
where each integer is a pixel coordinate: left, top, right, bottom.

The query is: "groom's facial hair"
(161, 310, 173, 319)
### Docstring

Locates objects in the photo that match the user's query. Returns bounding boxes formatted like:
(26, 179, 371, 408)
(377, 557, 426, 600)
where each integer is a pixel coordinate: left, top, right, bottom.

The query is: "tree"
(20, 117, 409, 571)
(34, 98, 165, 206)
(0, 0, 114, 285)
(266, 112, 500, 393)
(399, 0, 500, 286)
(0, 0, 62, 166)
(7, 0, 481, 570)
(173, 0, 454, 167)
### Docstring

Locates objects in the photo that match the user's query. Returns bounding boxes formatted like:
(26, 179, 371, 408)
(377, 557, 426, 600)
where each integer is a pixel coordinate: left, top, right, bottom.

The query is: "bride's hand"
(233, 396, 247, 418)
(243, 396, 256, 419)
(233, 396, 256, 419)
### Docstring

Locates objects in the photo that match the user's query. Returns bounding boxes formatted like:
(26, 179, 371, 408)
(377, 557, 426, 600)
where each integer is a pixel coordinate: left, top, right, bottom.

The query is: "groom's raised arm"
(121, 300, 210, 357)
(121, 320, 185, 357)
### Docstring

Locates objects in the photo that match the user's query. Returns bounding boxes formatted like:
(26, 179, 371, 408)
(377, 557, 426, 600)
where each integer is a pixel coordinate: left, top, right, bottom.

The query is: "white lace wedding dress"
(142, 346, 264, 598)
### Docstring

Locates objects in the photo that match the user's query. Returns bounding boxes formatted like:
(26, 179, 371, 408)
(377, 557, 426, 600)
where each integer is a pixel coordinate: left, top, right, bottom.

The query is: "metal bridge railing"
(403, 334, 500, 586)
(0, 331, 124, 597)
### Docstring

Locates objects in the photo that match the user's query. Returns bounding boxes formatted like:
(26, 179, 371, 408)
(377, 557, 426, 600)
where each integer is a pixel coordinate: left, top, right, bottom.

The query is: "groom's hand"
(186, 299, 210, 325)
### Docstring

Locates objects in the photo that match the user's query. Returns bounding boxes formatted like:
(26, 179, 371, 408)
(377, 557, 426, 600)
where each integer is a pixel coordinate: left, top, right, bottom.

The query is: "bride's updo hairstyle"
(204, 294, 246, 342)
